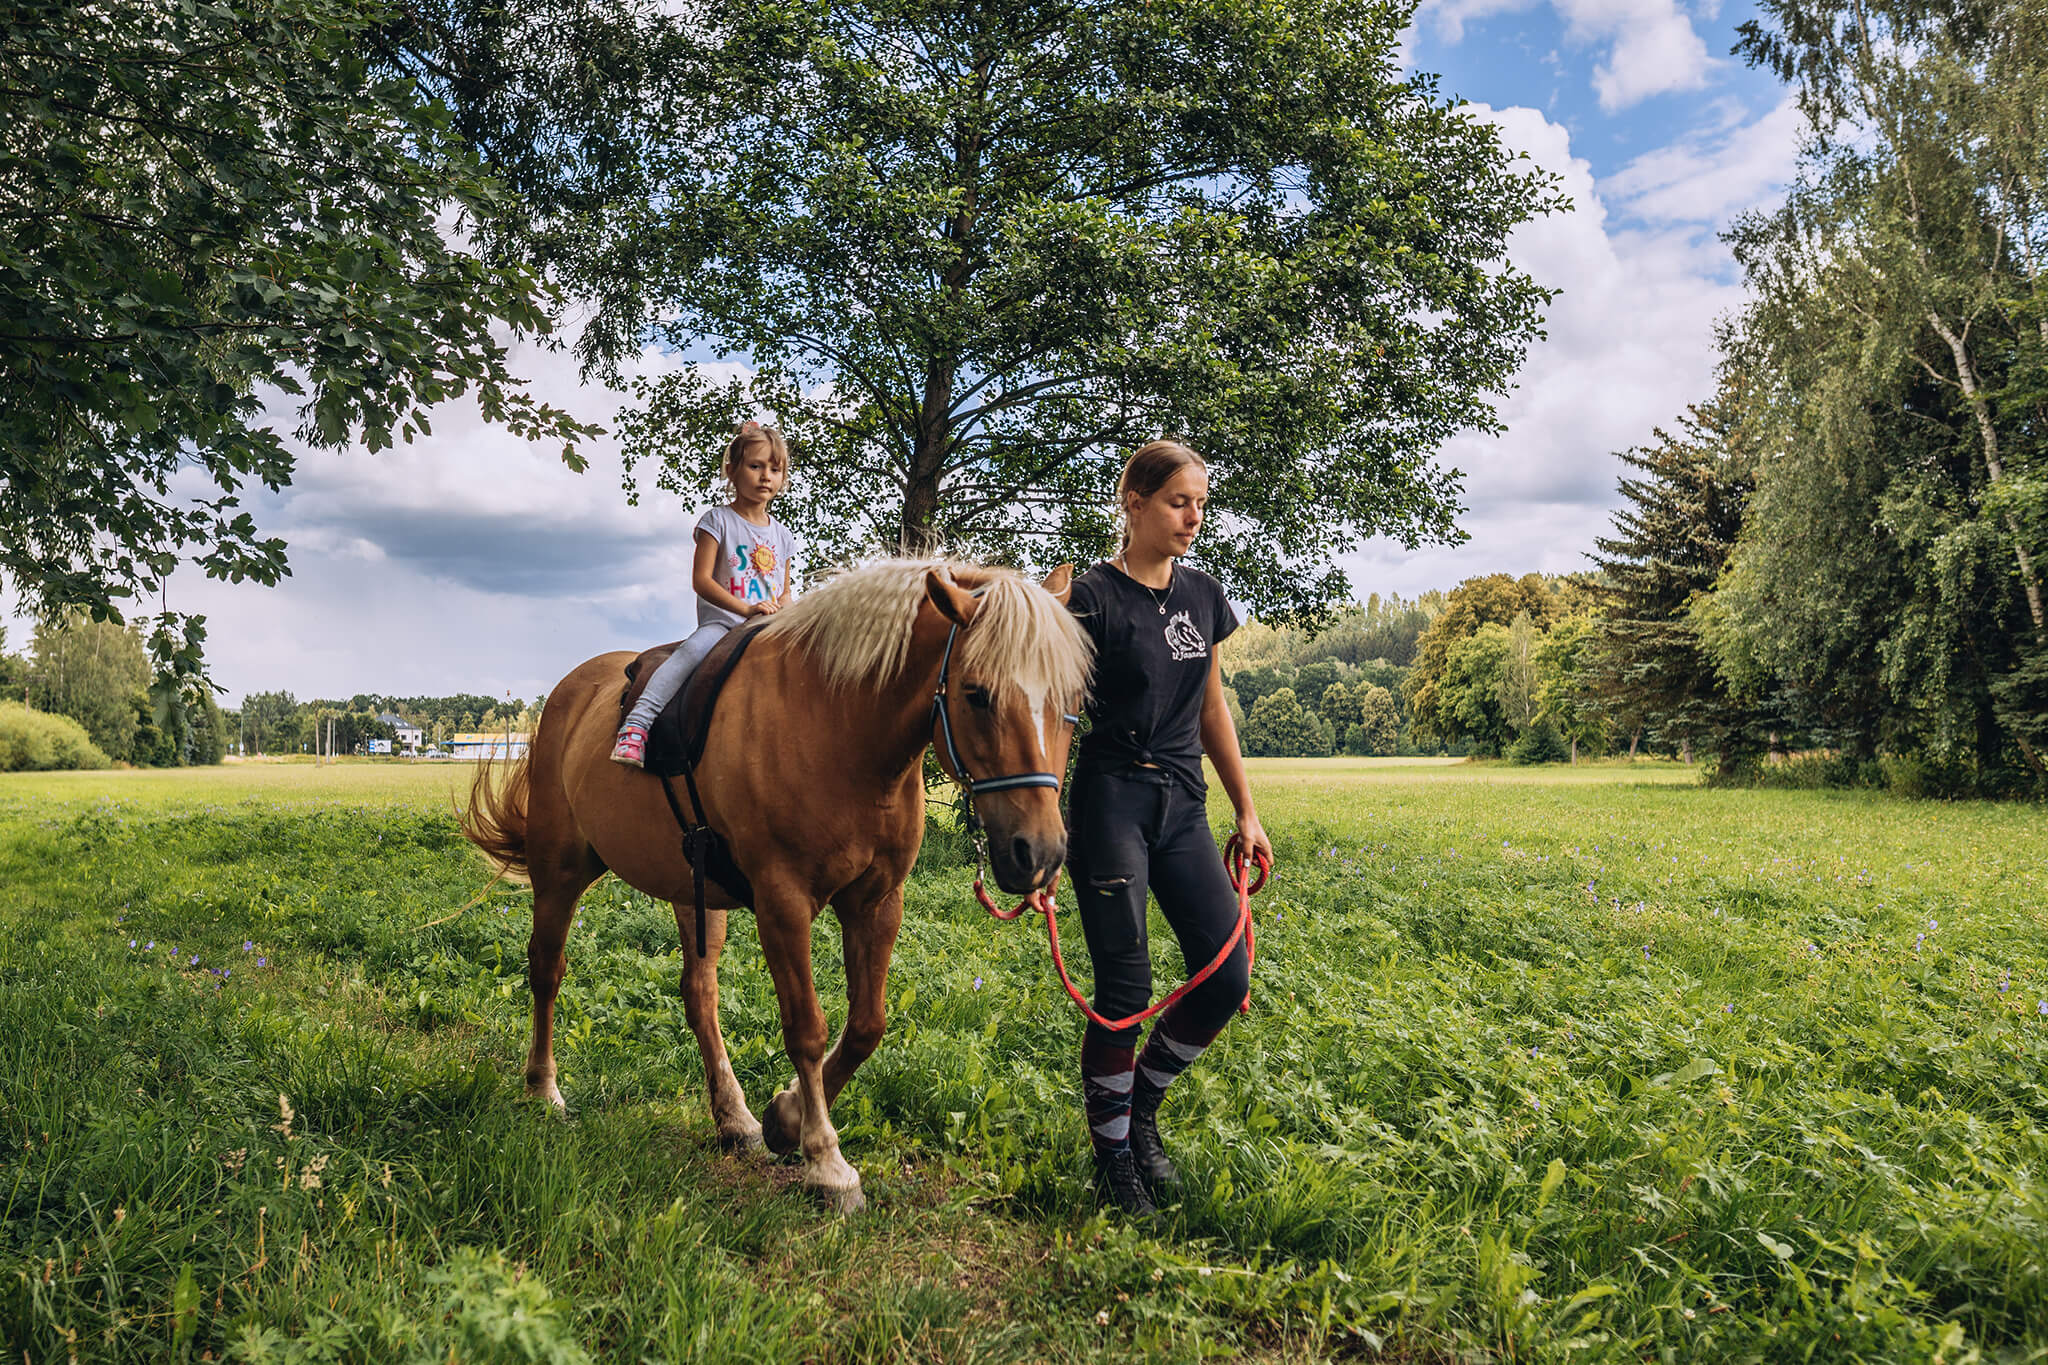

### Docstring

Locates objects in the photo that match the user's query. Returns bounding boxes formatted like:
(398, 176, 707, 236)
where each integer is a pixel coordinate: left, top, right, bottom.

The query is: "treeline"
(1583, 0, 2048, 797)
(0, 619, 227, 768)
(234, 693, 544, 755)
(1221, 578, 1633, 763)
(0, 617, 551, 766)
(1219, 595, 1433, 756)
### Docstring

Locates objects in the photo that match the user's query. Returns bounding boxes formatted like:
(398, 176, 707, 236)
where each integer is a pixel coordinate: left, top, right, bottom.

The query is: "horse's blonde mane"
(761, 558, 1092, 700)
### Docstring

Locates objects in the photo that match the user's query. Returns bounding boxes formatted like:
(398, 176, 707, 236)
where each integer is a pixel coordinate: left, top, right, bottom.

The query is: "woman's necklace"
(1116, 552, 1174, 614)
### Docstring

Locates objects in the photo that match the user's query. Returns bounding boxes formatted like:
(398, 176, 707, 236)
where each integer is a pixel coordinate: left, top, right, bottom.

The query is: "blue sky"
(9, 0, 1809, 702)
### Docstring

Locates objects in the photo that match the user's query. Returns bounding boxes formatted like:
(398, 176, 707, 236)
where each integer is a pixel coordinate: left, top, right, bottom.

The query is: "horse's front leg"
(754, 883, 864, 1211)
(671, 901, 763, 1151)
(819, 883, 903, 1105)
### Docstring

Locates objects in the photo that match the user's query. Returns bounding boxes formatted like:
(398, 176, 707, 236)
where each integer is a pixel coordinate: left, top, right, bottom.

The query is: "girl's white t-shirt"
(695, 505, 796, 628)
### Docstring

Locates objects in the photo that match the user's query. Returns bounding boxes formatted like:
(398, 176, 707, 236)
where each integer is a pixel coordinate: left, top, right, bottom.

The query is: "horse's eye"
(964, 686, 993, 711)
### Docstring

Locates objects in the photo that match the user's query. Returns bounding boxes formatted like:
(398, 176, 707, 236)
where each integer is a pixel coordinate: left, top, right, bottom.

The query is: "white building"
(451, 731, 530, 761)
(376, 711, 425, 754)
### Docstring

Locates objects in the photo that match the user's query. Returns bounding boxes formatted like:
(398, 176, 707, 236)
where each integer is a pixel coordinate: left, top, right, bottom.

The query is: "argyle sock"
(1132, 1002, 1227, 1112)
(1080, 1029, 1137, 1155)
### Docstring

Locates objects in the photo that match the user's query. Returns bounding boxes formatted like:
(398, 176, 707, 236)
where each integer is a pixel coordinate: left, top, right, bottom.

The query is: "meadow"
(3, 758, 2045, 1363)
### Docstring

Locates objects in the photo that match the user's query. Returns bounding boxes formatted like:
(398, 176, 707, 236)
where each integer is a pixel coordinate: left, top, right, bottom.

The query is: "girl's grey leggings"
(623, 622, 732, 733)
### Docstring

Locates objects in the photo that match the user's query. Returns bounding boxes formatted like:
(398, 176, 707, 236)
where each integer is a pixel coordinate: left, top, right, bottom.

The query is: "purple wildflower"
(972, 976, 983, 990)
(257, 957, 268, 968)
(130, 939, 137, 948)
(189, 955, 199, 966)
(243, 941, 253, 952)
(1724, 1003, 1734, 1013)
(145, 940, 154, 950)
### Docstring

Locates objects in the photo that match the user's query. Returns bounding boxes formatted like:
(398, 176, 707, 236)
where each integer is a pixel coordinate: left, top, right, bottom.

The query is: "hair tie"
(740, 420, 761, 433)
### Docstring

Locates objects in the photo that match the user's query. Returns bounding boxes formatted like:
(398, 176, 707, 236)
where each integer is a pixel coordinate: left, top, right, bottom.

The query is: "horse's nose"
(1012, 834, 1065, 890)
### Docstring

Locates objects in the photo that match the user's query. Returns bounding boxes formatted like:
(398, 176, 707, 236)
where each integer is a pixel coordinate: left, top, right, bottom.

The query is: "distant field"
(3, 759, 2045, 1362)
(0, 757, 472, 813)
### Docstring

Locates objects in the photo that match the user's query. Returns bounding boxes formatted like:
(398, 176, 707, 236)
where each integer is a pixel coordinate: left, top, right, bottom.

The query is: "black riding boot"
(1093, 1147, 1159, 1216)
(1128, 1090, 1181, 1194)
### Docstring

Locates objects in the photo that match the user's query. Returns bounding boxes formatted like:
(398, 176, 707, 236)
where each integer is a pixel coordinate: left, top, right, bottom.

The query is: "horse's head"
(925, 564, 1090, 896)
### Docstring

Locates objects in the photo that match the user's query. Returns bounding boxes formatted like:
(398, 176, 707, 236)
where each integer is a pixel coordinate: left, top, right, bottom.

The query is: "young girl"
(1063, 439, 1273, 1214)
(612, 423, 796, 768)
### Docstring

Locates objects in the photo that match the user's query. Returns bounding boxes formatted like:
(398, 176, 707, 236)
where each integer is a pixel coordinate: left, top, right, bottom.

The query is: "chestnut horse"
(459, 560, 1090, 1209)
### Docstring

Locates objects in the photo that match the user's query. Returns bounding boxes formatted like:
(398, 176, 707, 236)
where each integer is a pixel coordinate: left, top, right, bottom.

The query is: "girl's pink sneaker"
(611, 725, 648, 769)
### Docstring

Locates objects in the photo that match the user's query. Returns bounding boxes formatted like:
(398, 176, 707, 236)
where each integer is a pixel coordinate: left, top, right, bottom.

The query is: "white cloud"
(1422, 0, 1544, 47)
(1599, 94, 1804, 224)
(1418, 0, 1714, 110)
(127, 339, 761, 703)
(1339, 98, 1797, 599)
(1573, 0, 1713, 110)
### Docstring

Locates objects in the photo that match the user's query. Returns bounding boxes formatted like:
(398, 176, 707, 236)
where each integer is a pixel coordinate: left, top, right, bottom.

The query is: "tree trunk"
(899, 361, 957, 553)
(900, 466, 943, 554)
(1679, 736, 1693, 764)
(1927, 311, 2047, 633)
(1628, 726, 1640, 760)
(1569, 736, 1578, 764)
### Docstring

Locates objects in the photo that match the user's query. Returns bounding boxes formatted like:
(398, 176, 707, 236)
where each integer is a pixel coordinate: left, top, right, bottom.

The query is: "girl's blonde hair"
(1117, 439, 1207, 548)
(725, 421, 790, 482)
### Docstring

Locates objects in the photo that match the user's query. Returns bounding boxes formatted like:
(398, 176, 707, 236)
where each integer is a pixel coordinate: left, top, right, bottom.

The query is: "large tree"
(1719, 0, 2046, 781)
(410, 0, 1562, 620)
(1403, 572, 1559, 741)
(26, 615, 150, 762)
(1, 0, 595, 668)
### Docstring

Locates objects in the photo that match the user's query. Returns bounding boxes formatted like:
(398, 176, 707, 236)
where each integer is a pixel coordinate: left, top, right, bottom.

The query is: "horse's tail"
(459, 749, 532, 879)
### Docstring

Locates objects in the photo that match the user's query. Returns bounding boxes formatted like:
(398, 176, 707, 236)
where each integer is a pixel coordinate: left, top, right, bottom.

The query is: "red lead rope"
(974, 836, 1271, 1032)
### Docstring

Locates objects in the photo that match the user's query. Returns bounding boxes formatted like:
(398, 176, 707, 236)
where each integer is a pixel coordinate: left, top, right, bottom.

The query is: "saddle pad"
(618, 617, 773, 779)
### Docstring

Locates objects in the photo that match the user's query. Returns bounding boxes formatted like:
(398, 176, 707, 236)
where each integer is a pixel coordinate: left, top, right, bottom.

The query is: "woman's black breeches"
(1065, 766, 1250, 1047)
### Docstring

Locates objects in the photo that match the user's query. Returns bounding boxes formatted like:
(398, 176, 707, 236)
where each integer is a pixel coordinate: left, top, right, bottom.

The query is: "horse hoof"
(719, 1127, 767, 1154)
(812, 1180, 865, 1214)
(761, 1094, 801, 1156)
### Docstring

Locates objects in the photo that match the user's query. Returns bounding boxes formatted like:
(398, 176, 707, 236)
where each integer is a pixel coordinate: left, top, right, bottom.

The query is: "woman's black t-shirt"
(1067, 560, 1239, 793)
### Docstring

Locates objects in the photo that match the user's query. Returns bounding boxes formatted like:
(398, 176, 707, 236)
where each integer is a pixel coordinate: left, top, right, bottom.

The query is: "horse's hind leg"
(671, 902, 763, 1151)
(525, 849, 604, 1108)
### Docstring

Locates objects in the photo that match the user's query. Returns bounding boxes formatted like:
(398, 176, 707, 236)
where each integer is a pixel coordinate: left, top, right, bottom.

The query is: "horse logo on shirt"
(1164, 610, 1207, 662)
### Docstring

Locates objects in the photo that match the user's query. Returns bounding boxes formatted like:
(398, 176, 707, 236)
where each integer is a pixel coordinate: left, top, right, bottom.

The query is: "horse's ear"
(925, 570, 982, 627)
(1040, 563, 1074, 604)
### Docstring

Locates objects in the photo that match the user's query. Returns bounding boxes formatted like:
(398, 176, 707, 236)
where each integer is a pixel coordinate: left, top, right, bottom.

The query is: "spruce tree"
(1585, 390, 1764, 772)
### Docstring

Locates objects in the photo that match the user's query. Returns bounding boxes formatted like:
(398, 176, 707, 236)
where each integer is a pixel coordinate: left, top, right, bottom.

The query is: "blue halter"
(930, 618, 1075, 809)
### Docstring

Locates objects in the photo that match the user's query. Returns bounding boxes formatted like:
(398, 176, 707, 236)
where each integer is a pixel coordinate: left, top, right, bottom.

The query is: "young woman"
(1064, 439, 1273, 1214)
(613, 423, 795, 767)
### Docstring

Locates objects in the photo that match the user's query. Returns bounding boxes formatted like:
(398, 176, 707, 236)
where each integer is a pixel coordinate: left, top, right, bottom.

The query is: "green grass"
(3, 760, 2046, 1362)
